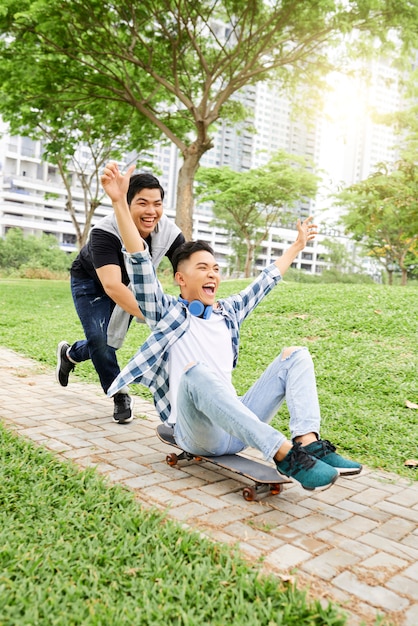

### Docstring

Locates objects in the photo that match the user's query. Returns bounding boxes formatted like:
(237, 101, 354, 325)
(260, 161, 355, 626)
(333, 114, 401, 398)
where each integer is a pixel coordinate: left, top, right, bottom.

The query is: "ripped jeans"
(174, 347, 321, 461)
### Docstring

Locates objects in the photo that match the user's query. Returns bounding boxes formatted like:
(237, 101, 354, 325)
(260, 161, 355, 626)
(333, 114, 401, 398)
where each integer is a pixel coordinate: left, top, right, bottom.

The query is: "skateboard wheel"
(270, 483, 283, 495)
(166, 453, 178, 466)
(242, 486, 256, 502)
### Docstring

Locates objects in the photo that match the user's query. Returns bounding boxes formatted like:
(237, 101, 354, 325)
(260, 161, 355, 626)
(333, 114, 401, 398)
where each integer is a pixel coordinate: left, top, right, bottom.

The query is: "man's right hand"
(101, 162, 136, 204)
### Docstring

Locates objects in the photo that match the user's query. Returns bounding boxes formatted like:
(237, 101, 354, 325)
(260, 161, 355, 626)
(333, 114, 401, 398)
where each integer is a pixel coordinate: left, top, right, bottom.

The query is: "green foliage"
(335, 159, 418, 284)
(196, 152, 318, 276)
(1, 0, 418, 238)
(0, 278, 416, 480)
(0, 228, 74, 276)
(0, 425, 346, 625)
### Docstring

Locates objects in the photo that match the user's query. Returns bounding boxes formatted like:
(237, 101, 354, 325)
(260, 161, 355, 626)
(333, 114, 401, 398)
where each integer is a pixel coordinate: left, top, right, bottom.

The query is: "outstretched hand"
(101, 162, 136, 204)
(295, 216, 318, 249)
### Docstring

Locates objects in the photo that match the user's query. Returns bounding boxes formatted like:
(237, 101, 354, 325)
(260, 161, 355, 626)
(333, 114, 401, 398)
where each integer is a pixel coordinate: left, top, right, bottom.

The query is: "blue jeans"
(68, 275, 124, 393)
(174, 347, 321, 461)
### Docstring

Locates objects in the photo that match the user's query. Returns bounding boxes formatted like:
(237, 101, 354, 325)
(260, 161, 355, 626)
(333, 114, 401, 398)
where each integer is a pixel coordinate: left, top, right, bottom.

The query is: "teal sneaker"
(303, 439, 362, 475)
(275, 442, 338, 491)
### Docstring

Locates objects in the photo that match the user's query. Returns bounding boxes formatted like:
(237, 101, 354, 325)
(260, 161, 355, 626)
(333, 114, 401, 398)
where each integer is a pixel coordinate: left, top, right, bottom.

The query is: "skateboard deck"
(156, 423, 291, 501)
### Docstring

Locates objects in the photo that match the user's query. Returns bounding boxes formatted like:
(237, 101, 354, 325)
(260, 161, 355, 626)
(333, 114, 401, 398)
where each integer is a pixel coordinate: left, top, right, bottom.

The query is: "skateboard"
(156, 423, 291, 501)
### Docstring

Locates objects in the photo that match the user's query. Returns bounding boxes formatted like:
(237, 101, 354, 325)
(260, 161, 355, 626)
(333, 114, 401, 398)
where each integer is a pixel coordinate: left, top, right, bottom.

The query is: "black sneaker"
(113, 393, 134, 424)
(56, 341, 75, 387)
(275, 442, 338, 491)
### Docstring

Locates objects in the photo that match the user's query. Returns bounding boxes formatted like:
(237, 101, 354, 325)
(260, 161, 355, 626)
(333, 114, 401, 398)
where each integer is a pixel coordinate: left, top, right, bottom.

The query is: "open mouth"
(202, 283, 216, 296)
(141, 217, 156, 226)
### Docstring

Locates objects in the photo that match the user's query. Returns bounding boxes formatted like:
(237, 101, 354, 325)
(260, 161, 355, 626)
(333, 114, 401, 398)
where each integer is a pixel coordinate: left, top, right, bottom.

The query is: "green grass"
(0, 277, 416, 479)
(0, 425, 346, 625)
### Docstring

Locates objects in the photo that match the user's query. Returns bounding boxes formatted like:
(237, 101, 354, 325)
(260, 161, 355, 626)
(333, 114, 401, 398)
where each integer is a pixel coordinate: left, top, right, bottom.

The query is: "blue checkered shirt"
(107, 246, 282, 422)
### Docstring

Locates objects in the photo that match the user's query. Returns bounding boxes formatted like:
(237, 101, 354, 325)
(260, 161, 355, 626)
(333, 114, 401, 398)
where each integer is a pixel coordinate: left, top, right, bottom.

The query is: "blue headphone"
(178, 296, 213, 319)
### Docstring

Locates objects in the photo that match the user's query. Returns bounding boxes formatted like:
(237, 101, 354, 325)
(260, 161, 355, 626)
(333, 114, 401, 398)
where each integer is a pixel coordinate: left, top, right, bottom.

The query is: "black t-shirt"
(71, 228, 184, 291)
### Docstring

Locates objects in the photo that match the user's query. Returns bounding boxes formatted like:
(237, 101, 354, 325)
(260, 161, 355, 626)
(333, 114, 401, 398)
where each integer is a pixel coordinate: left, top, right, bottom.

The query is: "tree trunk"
(244, 243, 254, 278)
(401, 268, 407, 286)
(388, 270, 393, 285)
(175, 142, 209, 241)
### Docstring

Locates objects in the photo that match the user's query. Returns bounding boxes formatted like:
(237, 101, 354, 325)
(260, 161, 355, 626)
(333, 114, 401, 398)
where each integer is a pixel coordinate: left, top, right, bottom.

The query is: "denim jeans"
(174, 347, 321, 461)
(68, 275, 124, 393)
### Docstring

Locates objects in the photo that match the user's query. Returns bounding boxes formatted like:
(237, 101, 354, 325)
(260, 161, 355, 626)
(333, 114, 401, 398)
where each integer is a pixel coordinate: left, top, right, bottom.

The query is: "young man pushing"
(101, 162, 362, 490)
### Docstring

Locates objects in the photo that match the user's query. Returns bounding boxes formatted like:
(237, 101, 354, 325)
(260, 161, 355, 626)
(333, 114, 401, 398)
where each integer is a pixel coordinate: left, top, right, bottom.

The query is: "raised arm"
(275, 216, 317, 276)
(101, 162, 144, 254)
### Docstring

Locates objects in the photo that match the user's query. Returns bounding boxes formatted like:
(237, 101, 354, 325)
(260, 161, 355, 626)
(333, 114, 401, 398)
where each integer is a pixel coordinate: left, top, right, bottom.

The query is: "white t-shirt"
(167, 310, 235, 424)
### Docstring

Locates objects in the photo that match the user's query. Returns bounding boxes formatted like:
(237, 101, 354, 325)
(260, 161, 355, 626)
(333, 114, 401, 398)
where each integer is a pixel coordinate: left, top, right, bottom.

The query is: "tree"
(321, 237, 355, 273)
(196, 152, 318, 276)
(0, 227, 74, 273)
(0, 68, 160, 248)
(1, 1, 417, 240)
(335, 160, 418, 285)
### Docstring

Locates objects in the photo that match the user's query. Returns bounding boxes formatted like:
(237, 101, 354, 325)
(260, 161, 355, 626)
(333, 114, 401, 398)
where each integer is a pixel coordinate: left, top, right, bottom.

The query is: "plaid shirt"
(107, 246, 282, 422)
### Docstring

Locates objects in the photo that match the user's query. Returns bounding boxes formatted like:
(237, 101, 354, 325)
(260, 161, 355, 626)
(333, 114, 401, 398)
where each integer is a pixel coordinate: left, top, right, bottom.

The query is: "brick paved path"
(1, 347, 417, 626)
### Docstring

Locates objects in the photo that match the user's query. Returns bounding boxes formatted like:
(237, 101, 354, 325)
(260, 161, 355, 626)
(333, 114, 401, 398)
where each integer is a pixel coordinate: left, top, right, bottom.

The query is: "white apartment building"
(0, 124, 333, 276)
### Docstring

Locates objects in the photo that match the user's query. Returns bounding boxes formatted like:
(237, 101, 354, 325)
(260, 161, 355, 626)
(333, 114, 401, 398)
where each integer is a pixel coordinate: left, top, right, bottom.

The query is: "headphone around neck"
(178, 296, 213, 319)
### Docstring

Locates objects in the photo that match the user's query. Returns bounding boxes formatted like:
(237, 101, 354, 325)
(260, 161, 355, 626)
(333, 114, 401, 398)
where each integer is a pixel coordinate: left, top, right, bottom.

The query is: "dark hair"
(127, 173, 165, 205)
(171, 240, 215, 274)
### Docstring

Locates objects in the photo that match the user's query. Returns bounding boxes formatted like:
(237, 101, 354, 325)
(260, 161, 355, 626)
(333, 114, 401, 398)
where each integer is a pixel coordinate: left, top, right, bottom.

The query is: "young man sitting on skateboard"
(102, 162, 362, 491)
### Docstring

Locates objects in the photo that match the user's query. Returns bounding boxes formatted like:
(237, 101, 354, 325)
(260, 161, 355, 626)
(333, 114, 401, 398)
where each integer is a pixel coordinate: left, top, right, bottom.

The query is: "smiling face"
(175, 250, 221, 306)
(129, 188, 163, 238)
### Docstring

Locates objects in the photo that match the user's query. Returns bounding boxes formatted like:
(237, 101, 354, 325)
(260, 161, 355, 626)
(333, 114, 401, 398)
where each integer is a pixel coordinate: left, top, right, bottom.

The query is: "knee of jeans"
(281, 346, 306, 361)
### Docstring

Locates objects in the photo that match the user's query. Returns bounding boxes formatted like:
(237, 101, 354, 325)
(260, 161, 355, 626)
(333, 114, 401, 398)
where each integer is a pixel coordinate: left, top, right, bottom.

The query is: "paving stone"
(140, 485, 189, 508)
(224, 521, 284, 552)
(264, 544, 311, 570)
(333, 571, 409, 612)
(44, 438, 73, 452)
(199, 507, 253, 526)
(359, 532, 418, 562)
(402, 534, 418, 551)
(350, 486, 392, 506)
(301, 499, 353, 521)
(288, 512, 336, 534)
(311, 483, 358, 503)
(373, 517, 417, 541)
(316, 529, 376, 559)
(337, 498, 391, 522)
(376, 500, 418, 523)
(250, 508, 295, 529)
(163, 476, 206, 491)
(403, 561, 418, 582)
(403, 602, 418, 626)
(330, 514, 380, 538)
(386, 575, 418, 602)
(167, 501, 211, 521)
(102, 468, 134, 482)
(181, 488, 229, 510)
(62, 446, 108, 459)
(301, 547, 360, 580)
(263, 498, 312, 519)
(122, 471, 164, 489)
(200, 479, 242, 496)
(356, 552, 408, 584)
(386, 489, 418, 508)
(290, 534, 328, 555)
(204, 529, 238, 545)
